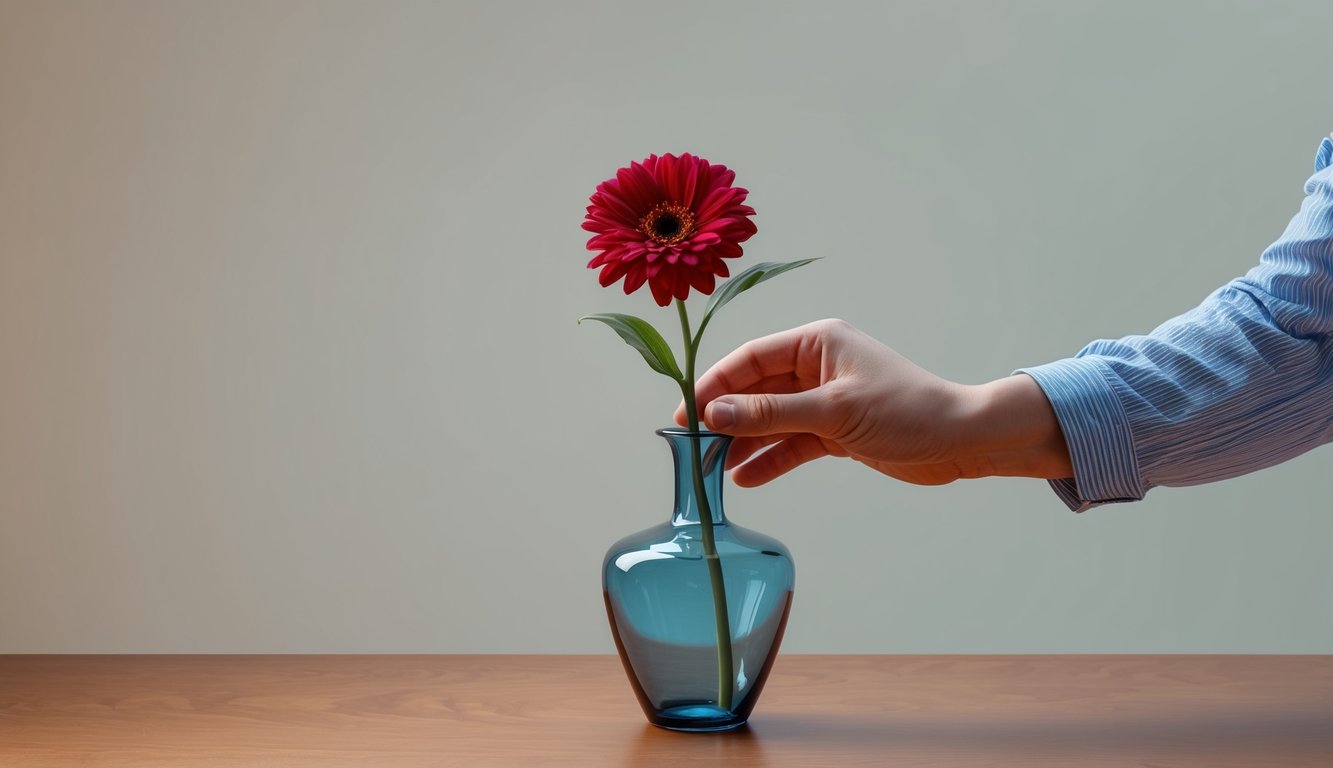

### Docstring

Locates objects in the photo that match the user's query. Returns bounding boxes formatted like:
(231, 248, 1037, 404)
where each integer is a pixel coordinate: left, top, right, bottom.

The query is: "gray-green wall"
(2, 0, 1331, 653)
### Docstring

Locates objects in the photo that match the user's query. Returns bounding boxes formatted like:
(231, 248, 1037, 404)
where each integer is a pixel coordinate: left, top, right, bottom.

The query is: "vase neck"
(659, 428, 730, 527)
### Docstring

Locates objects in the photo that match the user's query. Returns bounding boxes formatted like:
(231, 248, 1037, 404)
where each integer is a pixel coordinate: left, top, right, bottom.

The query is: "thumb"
(703, 390, 829, 436)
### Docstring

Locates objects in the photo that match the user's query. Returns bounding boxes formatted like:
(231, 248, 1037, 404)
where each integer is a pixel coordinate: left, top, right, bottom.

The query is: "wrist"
(949, 374, 1073, 480)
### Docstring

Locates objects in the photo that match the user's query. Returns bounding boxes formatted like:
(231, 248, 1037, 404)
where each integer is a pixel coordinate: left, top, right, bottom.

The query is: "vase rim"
(655, 426, 728, 438)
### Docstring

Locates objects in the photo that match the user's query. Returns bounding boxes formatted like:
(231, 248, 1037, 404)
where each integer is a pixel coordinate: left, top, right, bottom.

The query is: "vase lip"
(656, 426, 729, 438)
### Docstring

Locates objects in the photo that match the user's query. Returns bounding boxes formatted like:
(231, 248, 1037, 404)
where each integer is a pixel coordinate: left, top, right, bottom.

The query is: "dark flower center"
(654, 214, 682, 238)
(640, 202, 695, 246)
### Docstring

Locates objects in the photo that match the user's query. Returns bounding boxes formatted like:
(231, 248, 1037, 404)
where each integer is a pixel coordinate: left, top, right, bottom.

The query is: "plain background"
(2, 0, 1332, 653)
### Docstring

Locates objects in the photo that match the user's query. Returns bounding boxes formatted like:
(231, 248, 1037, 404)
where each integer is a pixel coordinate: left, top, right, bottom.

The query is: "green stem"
(675, 299, 734, 711)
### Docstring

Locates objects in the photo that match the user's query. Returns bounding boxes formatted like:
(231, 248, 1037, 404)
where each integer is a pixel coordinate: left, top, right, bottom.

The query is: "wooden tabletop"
(1, 655, 1331, 767)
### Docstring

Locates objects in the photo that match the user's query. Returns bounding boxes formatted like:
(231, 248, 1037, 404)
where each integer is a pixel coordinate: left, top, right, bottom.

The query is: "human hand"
(673, 319, 1072, 487)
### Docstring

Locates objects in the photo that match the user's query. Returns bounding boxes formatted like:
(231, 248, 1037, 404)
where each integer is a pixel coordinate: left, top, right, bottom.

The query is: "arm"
(1018, 136, 1333, 511)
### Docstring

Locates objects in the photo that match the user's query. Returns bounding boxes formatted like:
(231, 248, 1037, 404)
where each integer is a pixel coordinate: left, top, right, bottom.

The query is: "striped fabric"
(1018, 135, 1333, 512)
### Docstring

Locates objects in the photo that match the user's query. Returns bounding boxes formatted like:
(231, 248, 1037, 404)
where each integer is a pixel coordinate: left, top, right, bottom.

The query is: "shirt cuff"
(1014, 357, 1146, 512)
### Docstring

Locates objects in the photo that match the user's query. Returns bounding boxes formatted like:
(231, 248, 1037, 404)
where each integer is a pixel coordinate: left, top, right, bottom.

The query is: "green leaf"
(699, 258, 821, 336)
(578, 313, 684, 381)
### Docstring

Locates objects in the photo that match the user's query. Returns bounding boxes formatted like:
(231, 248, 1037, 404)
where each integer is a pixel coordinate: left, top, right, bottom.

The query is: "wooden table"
(2, 655, 1331, 767)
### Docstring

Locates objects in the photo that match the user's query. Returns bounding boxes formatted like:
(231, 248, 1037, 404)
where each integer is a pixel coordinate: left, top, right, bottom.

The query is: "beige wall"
(2, 0, 1331, 652)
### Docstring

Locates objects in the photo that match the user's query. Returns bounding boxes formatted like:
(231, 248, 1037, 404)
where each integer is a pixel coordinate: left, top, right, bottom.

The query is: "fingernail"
(709, 400, 735, 429)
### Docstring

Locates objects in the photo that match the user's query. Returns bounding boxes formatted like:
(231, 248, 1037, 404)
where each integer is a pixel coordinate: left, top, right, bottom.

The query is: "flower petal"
(586, 231, 642, 250)
(681, 155, 700, 209)
(623, 262, 648, 294)
(687, 269, 715, 295)
(671, 270, 690, 301)
(685, 232, 721, 251)
(598, 260, 630, 287)
(657, 153, 681, 203)
(716, 241, 743, 258)
(648, 274, 673, 306)
(618, 161, 665, 212)
(590, 188, 641, 227)
(695, 186, 747, 223)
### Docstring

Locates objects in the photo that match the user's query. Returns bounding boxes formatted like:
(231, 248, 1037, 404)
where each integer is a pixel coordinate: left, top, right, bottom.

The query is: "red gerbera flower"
(583, 153, 757, 306)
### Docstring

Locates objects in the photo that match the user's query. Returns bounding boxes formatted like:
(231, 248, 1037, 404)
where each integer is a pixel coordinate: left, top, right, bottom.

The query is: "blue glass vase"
(603, 427, 795, 732)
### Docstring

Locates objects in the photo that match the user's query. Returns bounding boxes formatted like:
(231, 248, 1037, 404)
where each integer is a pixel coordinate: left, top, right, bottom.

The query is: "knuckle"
(748, 393, 778, 429)
(822, 380, 853, 410)
(813, 317, 852, 336)
(712, 368, 736, 394)
(809, 318, 859, 353)
(822, 382, 865, 440)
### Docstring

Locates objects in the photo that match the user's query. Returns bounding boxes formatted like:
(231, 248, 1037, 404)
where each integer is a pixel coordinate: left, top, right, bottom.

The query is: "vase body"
(602, 428, 795, 732)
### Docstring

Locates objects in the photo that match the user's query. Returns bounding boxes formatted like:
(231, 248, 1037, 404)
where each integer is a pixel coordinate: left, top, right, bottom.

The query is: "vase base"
(650, 704, 747, 732)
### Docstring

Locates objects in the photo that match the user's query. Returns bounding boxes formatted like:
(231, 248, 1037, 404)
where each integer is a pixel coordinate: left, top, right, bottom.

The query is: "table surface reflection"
(2, 654, 1330, 767)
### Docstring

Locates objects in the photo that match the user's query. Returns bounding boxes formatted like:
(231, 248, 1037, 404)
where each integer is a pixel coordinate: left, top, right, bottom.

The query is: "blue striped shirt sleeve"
(1017, 135, 1333, 512)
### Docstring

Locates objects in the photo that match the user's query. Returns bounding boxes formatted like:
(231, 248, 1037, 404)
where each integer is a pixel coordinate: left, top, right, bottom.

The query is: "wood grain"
(1, 655, 1330, 767)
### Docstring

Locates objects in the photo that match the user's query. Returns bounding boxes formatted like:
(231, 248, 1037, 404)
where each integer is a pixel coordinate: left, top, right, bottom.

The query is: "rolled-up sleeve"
(1018, 136, 1333, 512)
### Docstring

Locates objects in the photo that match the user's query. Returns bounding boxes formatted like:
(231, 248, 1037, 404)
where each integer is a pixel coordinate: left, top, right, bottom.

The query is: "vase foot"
(650, 704, 747, 732)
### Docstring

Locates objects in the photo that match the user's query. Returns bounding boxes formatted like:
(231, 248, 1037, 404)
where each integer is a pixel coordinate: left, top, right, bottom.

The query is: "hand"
(673, 319, 1072, 487)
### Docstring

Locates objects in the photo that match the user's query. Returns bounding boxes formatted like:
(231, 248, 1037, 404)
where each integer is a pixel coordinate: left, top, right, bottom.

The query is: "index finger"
(692, 323, 825, 411)
(673, 371, 809, 426)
